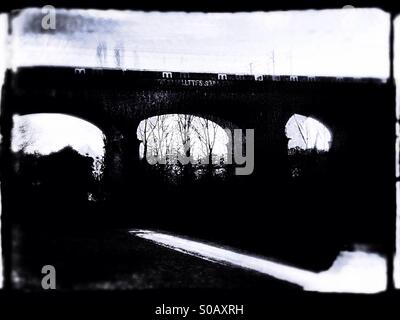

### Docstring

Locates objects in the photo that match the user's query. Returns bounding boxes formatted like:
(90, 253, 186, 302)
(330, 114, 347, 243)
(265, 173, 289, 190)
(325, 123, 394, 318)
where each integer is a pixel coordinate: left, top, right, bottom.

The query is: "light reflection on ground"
(130, 229, 387, 293)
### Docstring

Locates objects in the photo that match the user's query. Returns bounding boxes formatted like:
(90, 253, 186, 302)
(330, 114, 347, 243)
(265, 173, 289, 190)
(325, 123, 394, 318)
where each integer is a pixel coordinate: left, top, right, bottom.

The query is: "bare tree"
(193, 118, 219, 166)
(150, 115, 171, 163)
(176, 114, 195, 158)
(137, 118, 156, 160)
(293, 114, 309, 149)
(165, 127, 178, 163)
(292, 115, 325, 150)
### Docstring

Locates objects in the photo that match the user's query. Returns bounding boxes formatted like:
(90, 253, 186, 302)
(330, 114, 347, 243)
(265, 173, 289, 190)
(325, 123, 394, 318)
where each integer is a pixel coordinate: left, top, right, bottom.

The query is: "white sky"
(12, 114, 105, 159)
(10, 8, 390, 78)
(286, 114, 332, 151)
